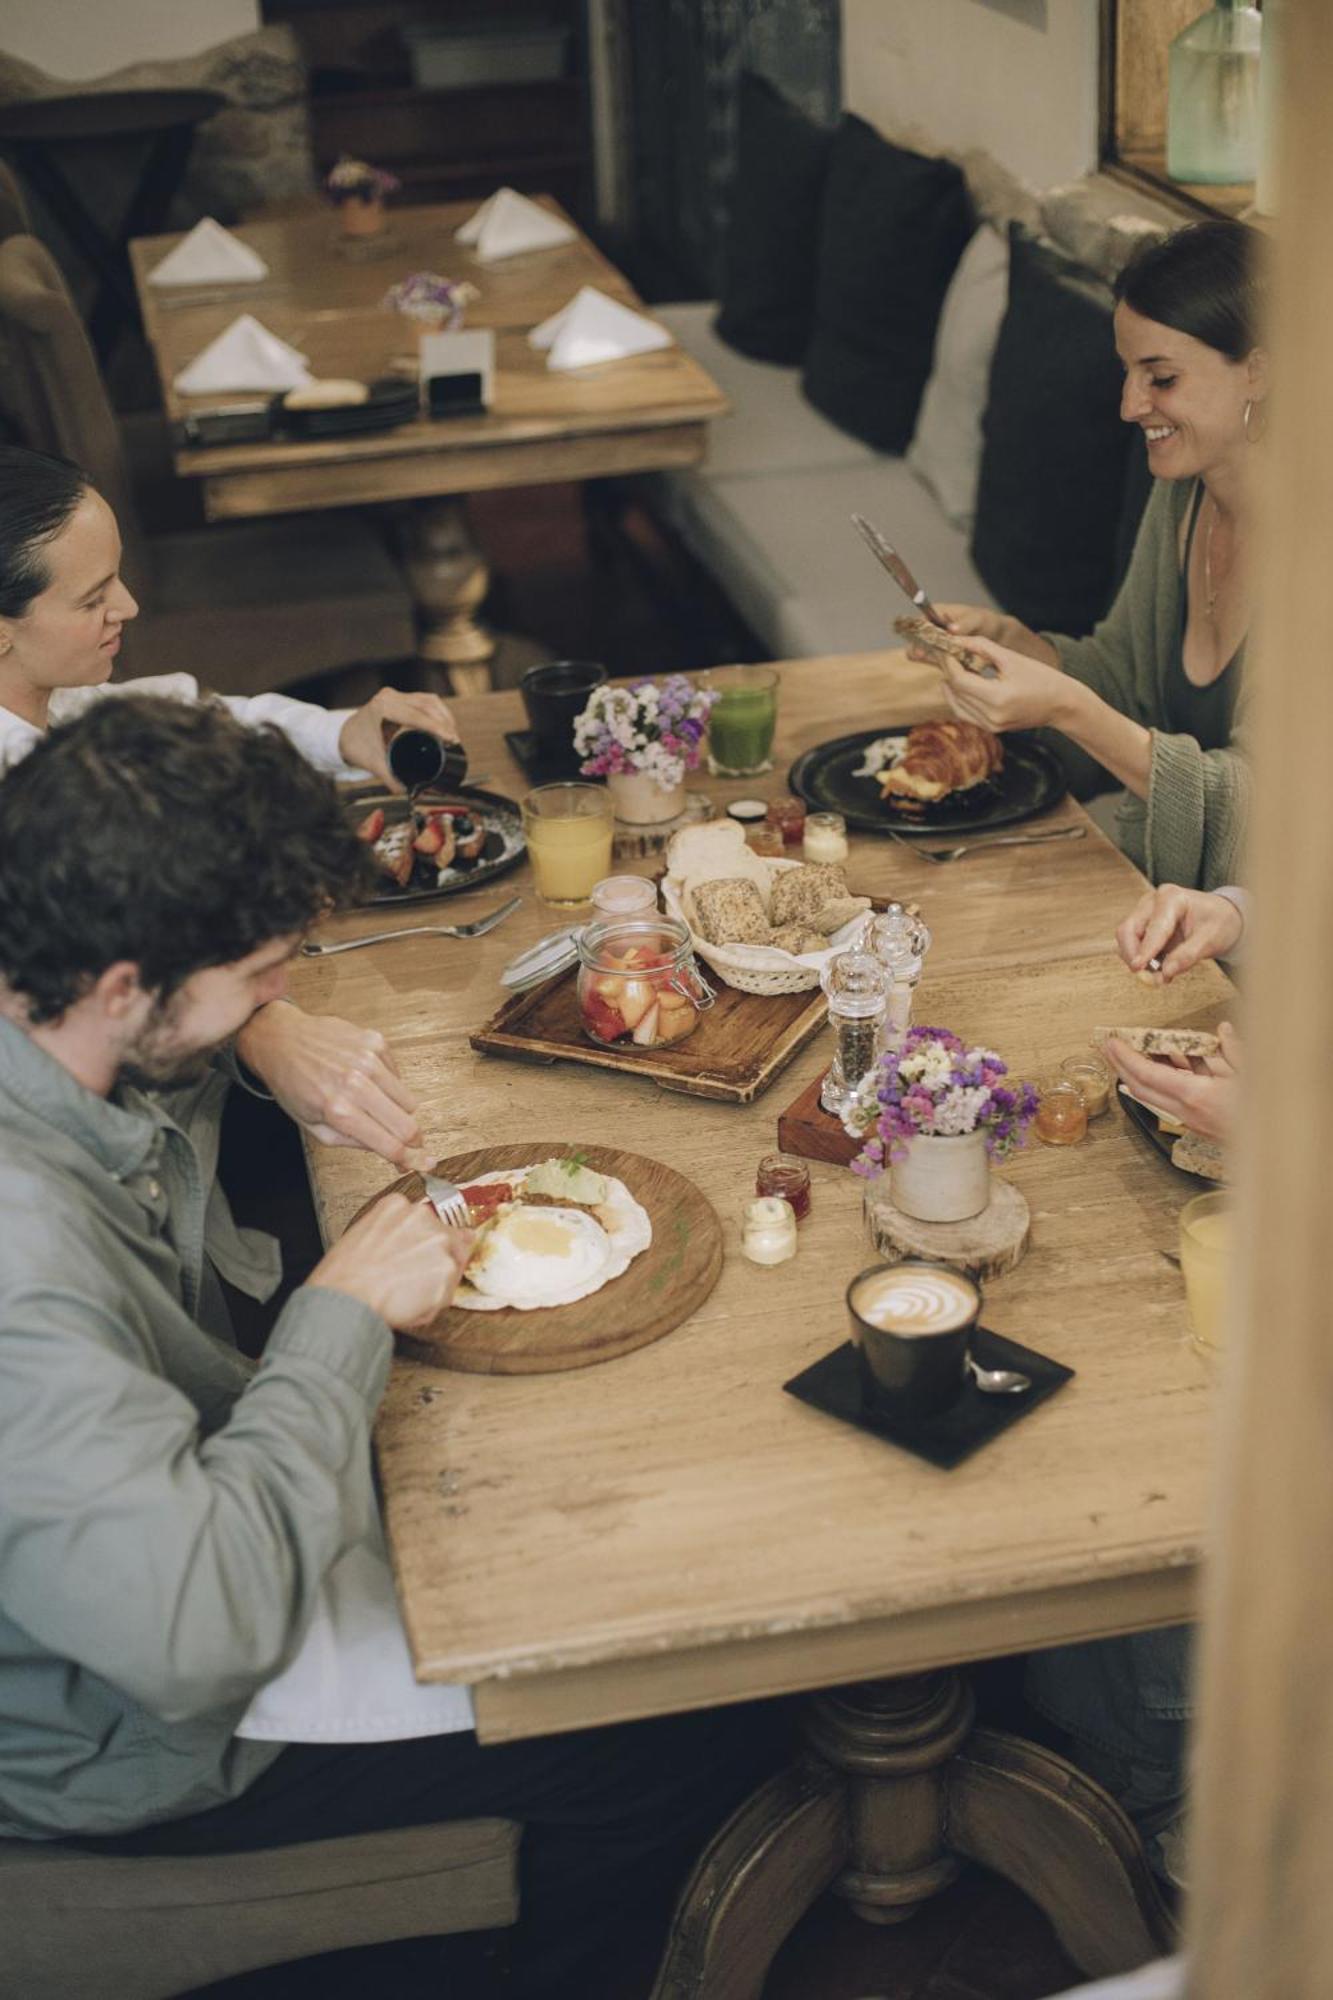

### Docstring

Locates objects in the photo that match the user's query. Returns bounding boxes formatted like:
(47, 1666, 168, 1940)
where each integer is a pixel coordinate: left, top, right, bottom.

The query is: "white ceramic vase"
(606, 772, 686, 824)
(888, 1129, 991, 1224)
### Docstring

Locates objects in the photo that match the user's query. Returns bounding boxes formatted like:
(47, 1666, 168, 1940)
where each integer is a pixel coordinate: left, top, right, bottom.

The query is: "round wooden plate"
(349, 1142, 724, 1375)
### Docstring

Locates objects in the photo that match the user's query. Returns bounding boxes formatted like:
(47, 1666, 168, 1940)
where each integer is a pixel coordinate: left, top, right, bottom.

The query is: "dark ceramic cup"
(846, 1260, 980, 1417)
(520, 660, 607, 775)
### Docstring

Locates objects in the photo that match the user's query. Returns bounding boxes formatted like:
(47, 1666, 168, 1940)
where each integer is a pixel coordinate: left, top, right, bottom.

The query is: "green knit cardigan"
(1048, 477, 1249, 892)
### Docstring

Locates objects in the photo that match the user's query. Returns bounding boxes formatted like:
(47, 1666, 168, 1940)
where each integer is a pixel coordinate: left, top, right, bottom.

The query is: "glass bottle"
(819, 950, 888, 1115)
(865, 904, 931, 1059)
(1167, 1, 1263, 186)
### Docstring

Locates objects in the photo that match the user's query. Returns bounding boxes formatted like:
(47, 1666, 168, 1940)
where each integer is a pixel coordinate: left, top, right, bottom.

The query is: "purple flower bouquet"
(849, 1026, 1038, 1178)
(574, 675, 717, 791)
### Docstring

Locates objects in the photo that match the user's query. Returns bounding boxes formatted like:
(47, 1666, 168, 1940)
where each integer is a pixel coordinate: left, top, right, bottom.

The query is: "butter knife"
(851, 514, 947, 625)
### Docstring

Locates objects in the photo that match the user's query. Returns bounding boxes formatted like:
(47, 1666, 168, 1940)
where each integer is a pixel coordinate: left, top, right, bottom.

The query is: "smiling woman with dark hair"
(907, 218, 1265, 892)
(0, 444, 460, 787)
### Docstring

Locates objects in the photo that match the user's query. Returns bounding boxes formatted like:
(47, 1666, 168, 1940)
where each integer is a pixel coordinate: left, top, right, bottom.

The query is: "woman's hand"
(930, 632, 1072, 734)
(1104, 1021, 1241, 1146)
(905, 604, 1059, 668)
(234, 1001, 427, 1168)
(338, 688, 461, 790)
(1116, 884, 1245, 983)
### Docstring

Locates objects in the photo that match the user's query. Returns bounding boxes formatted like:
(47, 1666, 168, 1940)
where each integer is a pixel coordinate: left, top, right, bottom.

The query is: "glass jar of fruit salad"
(576, 914, 713, 1049)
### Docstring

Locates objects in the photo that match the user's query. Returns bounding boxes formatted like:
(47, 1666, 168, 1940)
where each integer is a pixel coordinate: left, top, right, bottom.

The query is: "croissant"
(877, 719, 1003, 807)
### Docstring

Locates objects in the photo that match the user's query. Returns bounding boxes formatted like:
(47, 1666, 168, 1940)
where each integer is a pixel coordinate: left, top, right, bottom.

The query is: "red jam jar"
(756, 1151, 812, 1220)
(765, 797, 807, 847)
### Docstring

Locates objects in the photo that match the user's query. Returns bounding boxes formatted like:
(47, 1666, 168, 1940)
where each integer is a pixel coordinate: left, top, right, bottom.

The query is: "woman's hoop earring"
(1243, 397, 1267, 444)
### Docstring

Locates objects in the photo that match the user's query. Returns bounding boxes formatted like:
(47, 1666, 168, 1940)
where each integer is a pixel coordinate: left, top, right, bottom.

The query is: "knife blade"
(851, 514, 948, 626)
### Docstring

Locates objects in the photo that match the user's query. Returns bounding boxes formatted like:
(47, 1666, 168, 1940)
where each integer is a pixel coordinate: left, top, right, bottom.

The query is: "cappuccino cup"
(847, 1261, 980, 1417)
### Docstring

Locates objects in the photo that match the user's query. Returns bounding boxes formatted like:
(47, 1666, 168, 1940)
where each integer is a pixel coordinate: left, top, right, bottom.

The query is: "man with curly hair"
(0, 699, 780, 1997)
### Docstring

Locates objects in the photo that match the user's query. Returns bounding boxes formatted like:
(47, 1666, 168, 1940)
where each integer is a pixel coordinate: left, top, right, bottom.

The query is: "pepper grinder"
(865, 903, 931, 1058)
(819, 950, 889, 1115)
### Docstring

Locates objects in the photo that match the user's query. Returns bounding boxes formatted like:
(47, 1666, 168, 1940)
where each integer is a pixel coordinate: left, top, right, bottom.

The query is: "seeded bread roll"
(767, 924, 826, 955)
(691, 876, 771, 945)
(1171, 1131, 1226, 1181)
(769, 863, 848, 926)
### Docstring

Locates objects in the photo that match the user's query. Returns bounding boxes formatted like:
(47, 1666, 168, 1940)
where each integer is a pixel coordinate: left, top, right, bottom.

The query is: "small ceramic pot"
(606, 771, 687, 825)
(889, 1129, 990, 1224)
(340, 194, 386, 238)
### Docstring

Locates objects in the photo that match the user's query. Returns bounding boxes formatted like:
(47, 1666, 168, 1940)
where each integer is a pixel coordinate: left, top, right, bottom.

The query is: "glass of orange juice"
(1179, 1190, 1230, 1358)
(522, 783, 614, 907)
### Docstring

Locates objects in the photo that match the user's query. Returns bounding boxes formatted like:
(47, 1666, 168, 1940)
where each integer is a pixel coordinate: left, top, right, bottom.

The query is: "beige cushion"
(908, 223, 1010, 531)
(0, 25, 315, 221)
(0, 1820, 520, 2000)
(1040, 182, 1167, 285)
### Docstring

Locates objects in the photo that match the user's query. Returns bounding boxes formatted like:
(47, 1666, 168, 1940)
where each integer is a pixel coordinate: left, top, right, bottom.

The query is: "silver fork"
(300, 895, 521, 955)
(889, 825, 1086, 865)
(420, 1172, 470, 1228)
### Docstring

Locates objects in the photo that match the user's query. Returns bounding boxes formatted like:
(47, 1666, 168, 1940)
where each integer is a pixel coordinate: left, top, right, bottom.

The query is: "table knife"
(851, 514, 948, 626)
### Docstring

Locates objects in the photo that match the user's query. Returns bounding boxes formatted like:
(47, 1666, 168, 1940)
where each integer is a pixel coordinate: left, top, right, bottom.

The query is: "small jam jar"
(803, 811, 849, 864)
(765, 796, 807, 847)
(741, 1196, 798, 1266)
(1033, 1079, 1088, 1145)
(591, 875, 658, 919)
(575, 914, 710, 1050)
(1059, 1054, 1112, 1118)
(747, 823, 785, 857)
(756, 1151, 812, 1220)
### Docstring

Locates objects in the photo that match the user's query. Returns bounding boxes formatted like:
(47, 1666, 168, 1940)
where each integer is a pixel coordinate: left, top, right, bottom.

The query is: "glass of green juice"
(701, 664, 779, 777)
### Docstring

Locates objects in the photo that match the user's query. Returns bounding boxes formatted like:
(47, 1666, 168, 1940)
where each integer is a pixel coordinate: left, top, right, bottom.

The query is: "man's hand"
(905, 604, 1060, 668)
(1116, 884, 1245, 984)
(235, 1001, 426, 1167)
(338, 688, 461, 789)
(310, 1193, 474, 1331)
(1104, 1021, 1241, 1145)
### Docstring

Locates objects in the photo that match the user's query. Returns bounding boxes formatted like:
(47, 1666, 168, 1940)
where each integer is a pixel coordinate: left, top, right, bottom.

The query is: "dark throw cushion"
(971, 227, 1134, 636)
(714, 72, 832, 365)
(801, 116, 974, 453)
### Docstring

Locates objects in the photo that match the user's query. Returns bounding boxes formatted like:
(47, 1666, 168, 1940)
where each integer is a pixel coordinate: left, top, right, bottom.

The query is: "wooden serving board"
(351, 1143, 723, 1374)
(470, 969, 829, 1105)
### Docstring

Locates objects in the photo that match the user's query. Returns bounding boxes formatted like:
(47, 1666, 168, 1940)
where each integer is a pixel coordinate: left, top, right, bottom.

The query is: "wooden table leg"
(651, 1672, 1176, 1999)
(400, 496, 495, 695)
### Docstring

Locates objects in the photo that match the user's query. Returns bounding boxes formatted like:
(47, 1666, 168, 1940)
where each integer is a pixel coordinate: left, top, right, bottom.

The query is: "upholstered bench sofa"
(644, 81, 1173, 670)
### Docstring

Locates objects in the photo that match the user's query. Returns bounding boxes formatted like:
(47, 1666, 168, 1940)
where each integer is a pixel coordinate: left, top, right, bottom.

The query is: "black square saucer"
(504, 730, 595, 786)
(783, 1327, 1073, 1470)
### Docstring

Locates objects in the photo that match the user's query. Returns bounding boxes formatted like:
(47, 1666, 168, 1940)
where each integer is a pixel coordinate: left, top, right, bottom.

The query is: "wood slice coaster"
(863, 1177, 1031, 1282)
(349, 1142, 723, 1374)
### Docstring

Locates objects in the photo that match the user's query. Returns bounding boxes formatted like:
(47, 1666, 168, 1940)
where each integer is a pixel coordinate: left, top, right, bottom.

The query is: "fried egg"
(466, 1204, 613, 1307)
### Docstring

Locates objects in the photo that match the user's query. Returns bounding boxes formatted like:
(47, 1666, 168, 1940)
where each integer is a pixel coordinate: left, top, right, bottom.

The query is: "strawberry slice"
(356, 807, 386, 842)
(413, 819, 447, 856)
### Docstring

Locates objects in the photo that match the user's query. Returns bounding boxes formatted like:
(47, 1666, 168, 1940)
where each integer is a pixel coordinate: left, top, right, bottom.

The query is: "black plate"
(1117, 1084, 1221, 1183)
(270, 376, 419, 440)
(783, 1329, 1073, 1470)
(345, 785, 525, 905)
(788, 727, 1067, 837)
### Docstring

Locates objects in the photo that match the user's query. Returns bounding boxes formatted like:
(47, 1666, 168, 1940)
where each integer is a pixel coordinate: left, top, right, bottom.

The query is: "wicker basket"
(662, 860, 871, 996)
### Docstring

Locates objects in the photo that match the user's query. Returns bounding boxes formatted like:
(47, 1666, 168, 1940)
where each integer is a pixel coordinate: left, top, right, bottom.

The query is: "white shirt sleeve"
(13, 677, 368, 781)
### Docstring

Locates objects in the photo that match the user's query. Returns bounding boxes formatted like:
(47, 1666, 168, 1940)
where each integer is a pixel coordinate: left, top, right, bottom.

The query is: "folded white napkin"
(174, 314, 312, 396)
(236, 1510, 474, 1744)
(456, 185, 577, 263)
(530, 285, 673, 372)
(149, 217, 269, 288)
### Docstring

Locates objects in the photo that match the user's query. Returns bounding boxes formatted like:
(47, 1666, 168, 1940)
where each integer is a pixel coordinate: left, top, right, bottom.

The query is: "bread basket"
(662, 858, 871, 996)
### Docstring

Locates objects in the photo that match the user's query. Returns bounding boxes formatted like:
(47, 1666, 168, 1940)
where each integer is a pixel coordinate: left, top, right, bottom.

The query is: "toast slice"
(893, 615, 999, 680)
(1093, 1025, 1221, 1060)
(1171, 1130, 1226, 1182)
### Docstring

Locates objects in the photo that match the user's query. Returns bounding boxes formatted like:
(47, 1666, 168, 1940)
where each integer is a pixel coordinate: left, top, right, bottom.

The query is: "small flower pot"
(889, 1130, 990, 1224)
(340, 193, 386, 238)
(607, 772, 687, 825)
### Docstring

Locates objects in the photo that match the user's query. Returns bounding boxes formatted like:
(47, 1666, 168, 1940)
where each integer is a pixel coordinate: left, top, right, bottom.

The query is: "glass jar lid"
(499, 925, 584, 989)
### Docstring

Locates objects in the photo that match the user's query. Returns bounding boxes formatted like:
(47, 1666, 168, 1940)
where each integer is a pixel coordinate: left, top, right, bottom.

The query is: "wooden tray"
(470, 969, 830, 1105)
(353, 1143, 723, 1374)
(776, 1068, 859, 1166)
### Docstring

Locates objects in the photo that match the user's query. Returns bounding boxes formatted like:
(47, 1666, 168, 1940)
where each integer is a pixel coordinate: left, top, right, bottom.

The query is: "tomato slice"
(460, 1181, 514, 1215)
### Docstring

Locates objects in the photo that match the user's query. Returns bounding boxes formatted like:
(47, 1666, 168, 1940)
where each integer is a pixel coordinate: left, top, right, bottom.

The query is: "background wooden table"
(130, 197, 727, 681)
(291, 650, 1229, 1745)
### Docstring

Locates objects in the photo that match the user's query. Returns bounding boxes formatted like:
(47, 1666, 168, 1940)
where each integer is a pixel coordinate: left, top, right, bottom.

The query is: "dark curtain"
(624, 0, 840, 298)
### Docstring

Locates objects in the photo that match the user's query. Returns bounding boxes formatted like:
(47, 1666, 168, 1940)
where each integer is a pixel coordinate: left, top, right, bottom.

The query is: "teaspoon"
(967, 1355, 1031, 1395)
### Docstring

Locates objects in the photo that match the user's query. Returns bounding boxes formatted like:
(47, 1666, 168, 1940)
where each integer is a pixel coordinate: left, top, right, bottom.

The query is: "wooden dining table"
(129, 197, 727, 686)
(290, 650, 1228, 1994)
